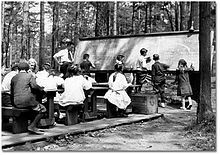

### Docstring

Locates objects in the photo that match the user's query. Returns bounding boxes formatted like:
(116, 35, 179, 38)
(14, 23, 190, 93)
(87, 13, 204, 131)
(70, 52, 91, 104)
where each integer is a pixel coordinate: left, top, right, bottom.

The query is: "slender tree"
(51, 2, 59, 69)
(113, 1, 117, 35)
(39, 1, 45, 70)
(144, 2, 148, 33)
(21, 1, 29, 60)
(189, 1, 199, 30)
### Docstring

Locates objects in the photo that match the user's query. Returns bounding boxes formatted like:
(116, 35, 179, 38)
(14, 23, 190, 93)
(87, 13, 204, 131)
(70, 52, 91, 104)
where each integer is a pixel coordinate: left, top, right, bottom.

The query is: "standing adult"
(136, 48, 151, 92)
(80, 53, 95, 77)
(53, 38, 74, 79)
(151, 54, 169, 108)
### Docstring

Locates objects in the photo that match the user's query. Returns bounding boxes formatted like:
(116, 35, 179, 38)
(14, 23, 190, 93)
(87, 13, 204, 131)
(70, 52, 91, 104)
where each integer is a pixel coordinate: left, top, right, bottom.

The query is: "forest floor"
(3, 98, 216, 152)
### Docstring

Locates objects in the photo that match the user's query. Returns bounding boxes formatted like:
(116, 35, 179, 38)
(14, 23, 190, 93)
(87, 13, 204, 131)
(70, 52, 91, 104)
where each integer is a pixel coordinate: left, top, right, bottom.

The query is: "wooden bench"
(2, 106, 31, 134)
(64, 104, 84, 126)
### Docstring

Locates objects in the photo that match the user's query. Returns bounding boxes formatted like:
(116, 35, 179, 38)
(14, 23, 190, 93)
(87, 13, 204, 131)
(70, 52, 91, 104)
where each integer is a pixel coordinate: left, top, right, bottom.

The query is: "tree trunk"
(131, 2, 136, 34)
(175, 2, 180, 31)
(144, 2, 148, 33)
(74, 2, 80, 54)
(21, 1, 29, 60)
(106, 2, 110, 35)
(189, 1, 199, 30)
(52, 2, 59, 69)
(197, 2, 213, 123)
(39, 1, 45, 70)
(149, 2, 152, 33)
(1, 2, 5, 66)
(180, 2, 187, 31)
(95, 2, 99, 37)
(113, 1, 117, 35)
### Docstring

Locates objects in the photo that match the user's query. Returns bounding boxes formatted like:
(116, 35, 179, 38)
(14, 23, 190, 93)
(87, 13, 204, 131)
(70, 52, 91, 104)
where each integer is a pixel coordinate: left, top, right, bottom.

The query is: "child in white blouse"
(104, 63, 132, 117)
(60, 64, 92, 106)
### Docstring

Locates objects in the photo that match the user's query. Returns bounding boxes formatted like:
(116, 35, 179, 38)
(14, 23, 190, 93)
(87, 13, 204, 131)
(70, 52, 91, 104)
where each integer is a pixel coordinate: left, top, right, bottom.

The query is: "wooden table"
(84, 86, 109, 120)
(38, 90, 57, 127)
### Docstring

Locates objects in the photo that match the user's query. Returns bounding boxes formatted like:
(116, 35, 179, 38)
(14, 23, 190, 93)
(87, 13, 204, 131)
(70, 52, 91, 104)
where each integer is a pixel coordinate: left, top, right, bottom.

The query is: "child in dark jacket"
(11, 62, 46, 134)
(174, 59, 194, 110)
(151, 54, 169, 108)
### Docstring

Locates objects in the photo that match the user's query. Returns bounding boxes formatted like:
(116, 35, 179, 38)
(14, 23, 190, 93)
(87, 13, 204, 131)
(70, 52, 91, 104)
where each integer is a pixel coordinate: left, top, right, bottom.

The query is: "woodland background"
(1, 1, 216, 70)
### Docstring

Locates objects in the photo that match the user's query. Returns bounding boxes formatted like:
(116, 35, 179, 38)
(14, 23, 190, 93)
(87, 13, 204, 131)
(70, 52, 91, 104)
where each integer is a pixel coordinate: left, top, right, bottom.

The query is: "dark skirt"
(177, 83, 193, 96)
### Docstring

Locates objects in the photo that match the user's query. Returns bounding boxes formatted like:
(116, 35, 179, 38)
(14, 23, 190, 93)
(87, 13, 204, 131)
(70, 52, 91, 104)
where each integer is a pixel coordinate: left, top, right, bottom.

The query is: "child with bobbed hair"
(174, 59, 194, 110)
(59, 64, 92, 107)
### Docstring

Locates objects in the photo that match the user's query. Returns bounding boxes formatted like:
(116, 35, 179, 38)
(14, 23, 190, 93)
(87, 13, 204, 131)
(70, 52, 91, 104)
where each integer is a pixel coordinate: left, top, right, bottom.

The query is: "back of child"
(59, 64, 92, 107)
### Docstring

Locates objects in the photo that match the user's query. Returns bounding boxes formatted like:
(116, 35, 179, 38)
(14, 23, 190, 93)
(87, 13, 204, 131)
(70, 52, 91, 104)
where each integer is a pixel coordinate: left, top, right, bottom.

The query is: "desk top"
(1, 90, 10, 93)
(91, 86, 109, 90)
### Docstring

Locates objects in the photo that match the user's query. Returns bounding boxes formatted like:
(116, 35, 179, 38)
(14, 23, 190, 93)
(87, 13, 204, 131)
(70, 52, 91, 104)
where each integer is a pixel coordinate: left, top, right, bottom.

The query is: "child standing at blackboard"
(174, 59, 194, 110)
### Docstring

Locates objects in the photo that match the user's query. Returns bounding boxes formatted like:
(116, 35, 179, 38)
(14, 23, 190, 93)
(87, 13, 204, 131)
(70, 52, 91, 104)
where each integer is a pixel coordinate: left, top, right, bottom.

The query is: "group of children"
(1, 47, 194, 134)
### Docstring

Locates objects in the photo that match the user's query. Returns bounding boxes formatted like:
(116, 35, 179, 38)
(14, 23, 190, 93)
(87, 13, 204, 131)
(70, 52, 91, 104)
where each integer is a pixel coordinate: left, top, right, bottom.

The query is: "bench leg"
(106, 100, 117, 118)
(65, 106, 78, 126)
(12, 116, 28, 134)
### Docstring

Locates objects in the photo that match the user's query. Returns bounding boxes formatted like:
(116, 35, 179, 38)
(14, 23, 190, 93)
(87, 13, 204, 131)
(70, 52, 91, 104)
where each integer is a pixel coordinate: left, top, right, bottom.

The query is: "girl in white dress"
(104, 63, 132, 117)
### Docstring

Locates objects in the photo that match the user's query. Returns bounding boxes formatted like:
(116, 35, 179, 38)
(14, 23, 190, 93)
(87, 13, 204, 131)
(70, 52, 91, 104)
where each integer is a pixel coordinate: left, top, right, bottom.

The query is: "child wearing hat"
(151, 54, 169, 108)
(11, 62, 46, 134)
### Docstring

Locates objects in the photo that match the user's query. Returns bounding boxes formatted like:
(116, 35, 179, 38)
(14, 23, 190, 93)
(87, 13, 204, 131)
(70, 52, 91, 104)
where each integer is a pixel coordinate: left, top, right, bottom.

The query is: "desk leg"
(84, 90, 97, 120)
(91, 91, 97, 116)
(38, 91, 56, 127)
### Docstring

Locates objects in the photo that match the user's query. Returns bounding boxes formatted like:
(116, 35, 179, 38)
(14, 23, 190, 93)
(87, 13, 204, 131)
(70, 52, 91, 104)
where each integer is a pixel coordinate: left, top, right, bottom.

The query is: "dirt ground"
(5, 99, 198, 152)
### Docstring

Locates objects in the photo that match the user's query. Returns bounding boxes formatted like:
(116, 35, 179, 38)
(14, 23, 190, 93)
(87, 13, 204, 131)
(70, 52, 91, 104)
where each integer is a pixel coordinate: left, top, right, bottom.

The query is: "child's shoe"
(187, 104, 192, 110)
(159, 102, 165, 108)
(180, 107, 187, 110)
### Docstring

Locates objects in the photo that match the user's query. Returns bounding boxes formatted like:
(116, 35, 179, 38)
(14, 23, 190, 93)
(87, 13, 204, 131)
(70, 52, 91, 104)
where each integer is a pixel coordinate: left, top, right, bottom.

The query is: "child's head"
(43, 63, 51, 71)
(83, 54, 89, 60)
(114, 63, 123, 72)
(153, 54, 159, 61)
(140, 48, 148, 56)
(18, 62, 29, 72)
(11, 63, 19, 71)
(116, 55, 125, 62)
(28, 58, 37, 72)
(67, 64, 81, 77)
(178, 59, 187, 67)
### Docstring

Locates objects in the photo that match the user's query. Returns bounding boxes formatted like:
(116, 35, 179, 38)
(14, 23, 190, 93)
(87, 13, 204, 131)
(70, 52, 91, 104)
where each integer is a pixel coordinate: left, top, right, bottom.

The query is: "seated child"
(59, 64, 92, 106)
(104, 63, 132, 117)
(11, 62, 46, 134)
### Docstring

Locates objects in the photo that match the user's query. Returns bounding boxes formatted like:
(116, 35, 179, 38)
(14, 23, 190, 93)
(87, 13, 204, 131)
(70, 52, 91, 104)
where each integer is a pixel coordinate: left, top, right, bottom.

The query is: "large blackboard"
(74, 31, 199, 71)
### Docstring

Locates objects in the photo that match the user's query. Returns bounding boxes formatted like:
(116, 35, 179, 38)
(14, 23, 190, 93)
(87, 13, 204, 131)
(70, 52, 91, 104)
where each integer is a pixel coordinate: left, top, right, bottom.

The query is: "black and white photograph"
(1, 0, 217, 152)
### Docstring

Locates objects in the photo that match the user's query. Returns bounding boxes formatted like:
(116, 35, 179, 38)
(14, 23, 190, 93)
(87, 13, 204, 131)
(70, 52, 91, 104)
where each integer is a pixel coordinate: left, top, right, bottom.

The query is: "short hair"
(153, 54, 159, 61)
(83, 54, 89, 59)
(114, 63, 123, 72)
(178, 59, 187, 66)
(18, 62, 29, 71)
(66, 64, 81, 77)
(140, 48, 148, 55)
(11, 63, 19, 71)
(43, 63, 51, 71)
(116, 55, 125, 61)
